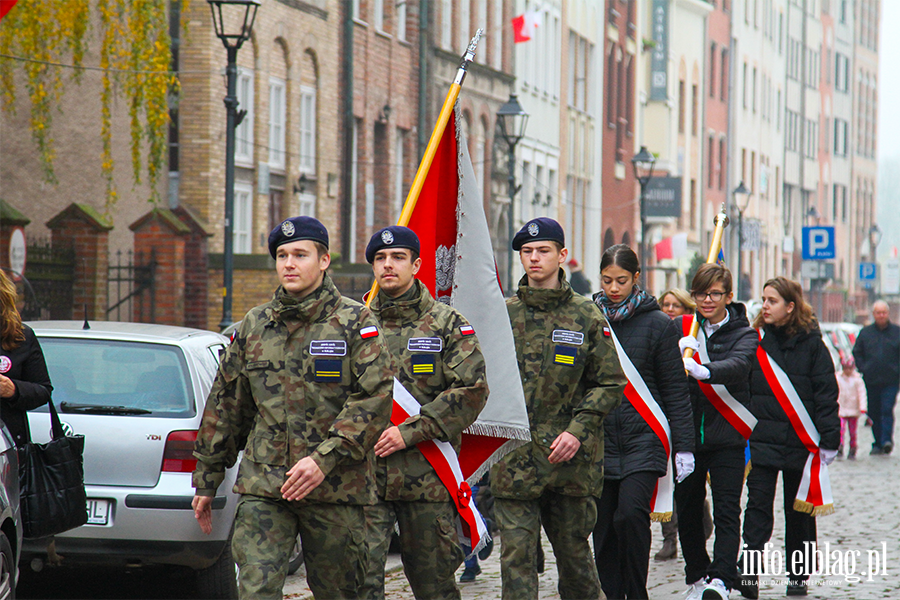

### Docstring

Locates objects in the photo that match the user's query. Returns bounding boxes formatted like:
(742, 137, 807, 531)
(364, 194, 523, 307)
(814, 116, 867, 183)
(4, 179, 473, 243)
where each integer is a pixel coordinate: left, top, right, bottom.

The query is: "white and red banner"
(606, 328, 674, 522)
(392, 379, 490, 550)
(683, 316, 758, 440)
(405, 105, 531, 485)
(512, 10, 541, 43)
(756, 331, 834, 516)
(655, 232, 689, 262)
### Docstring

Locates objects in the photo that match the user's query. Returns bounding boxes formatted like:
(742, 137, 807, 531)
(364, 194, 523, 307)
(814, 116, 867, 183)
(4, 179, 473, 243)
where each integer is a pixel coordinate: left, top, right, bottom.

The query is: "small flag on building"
(512, 9, 541, 43)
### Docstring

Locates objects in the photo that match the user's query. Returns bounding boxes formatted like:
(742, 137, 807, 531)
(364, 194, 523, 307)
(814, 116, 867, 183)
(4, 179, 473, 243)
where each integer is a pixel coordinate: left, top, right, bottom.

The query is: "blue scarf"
(595, 286, 647, 322)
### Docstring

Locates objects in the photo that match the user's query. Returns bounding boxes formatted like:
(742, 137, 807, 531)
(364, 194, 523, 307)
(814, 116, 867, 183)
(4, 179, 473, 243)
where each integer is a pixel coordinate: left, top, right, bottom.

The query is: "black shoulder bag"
(18, 399, 87, 539)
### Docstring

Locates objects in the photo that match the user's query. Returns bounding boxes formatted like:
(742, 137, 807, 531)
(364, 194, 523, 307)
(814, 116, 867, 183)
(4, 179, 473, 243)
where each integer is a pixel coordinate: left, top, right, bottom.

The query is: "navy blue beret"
(512, 217, 565, 251)
(268, 216, 329, 258)
(366, 226, 420, 263)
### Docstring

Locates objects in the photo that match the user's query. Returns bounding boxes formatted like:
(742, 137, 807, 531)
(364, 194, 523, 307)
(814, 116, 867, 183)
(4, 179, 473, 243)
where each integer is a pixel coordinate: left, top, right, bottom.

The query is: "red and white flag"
(656, 232, 689, 262)
(406, 105, 531, 483)
(512, 9, 542, 43)
(0, 0, 19, 21)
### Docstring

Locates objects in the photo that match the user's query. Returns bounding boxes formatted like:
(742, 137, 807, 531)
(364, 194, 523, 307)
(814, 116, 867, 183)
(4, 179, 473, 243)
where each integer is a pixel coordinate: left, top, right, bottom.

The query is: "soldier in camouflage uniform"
(192, 217, 394, 600)
(360, 226, 489, 600)
(491, 217, 626, 600)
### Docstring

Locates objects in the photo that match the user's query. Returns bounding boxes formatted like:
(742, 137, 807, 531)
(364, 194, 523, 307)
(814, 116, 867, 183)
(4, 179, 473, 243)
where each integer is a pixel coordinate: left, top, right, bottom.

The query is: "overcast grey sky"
(878, 0, 898, 162)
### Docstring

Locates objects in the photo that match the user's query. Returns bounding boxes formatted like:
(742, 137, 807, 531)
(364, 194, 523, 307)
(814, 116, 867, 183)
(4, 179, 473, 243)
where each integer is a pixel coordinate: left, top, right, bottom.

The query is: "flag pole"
(365, 29, 483, 307)
(683, 204, 730, 360)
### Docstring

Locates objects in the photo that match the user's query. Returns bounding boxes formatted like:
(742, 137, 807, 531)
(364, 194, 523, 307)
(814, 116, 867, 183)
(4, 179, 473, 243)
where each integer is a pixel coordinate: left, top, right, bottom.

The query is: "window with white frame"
(374, 0, 385, 32)
(235, 68, 254, 165)
(441, 0, 452, 50)
(298, 192, 316, 218)
(395, 128, 406, 220)
(234, 182, 253, 254)
(397, 0, 407, 41)
(299, 85, 316, 174)
(268, 78, 286, 170)
(491, 0, 502, 70)
(459, 0, 470, 56)
(352, 0, 361, 20)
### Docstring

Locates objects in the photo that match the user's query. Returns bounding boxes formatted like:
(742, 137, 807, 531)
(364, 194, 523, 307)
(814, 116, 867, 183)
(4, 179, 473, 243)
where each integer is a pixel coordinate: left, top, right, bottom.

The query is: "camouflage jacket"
(193, 274, 394, 505)
(492, 271, 626, 499)
(369, 279, 488, 502)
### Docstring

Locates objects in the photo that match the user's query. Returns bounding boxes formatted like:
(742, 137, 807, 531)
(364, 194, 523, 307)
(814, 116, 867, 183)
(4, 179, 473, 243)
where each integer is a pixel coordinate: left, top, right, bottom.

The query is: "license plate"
(86, 499, 110, 525)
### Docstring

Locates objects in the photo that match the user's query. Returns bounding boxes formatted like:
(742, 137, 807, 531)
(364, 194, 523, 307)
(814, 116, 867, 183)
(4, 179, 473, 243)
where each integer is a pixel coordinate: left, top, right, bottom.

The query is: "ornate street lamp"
(631, 146, 656, 270)
(497, 94, 529, 294)
(208, 0, 260, 330)
(733, 181, 751, 300)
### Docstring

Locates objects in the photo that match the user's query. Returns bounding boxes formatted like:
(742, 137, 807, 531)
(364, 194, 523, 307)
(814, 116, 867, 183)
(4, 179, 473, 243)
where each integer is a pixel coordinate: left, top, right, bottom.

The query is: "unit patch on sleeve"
(407, 337, 443, 353)
(553, 345, 578, 366)
(309, 340, 348, 356)
(360, 326, 379, 339)
(551, 329, 584, 345)
(411, 354, 436, 375)
(459, 325, 475, 336)
(314, 359, 343, 381)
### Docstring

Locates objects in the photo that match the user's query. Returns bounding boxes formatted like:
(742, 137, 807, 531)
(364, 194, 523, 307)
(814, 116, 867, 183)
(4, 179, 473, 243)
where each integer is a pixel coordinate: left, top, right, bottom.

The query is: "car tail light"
(162, 430, 198, 473)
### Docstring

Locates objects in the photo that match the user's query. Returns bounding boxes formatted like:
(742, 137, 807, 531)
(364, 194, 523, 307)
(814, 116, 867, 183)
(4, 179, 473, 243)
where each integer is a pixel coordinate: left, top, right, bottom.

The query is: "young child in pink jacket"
(837, 357, 867, 460)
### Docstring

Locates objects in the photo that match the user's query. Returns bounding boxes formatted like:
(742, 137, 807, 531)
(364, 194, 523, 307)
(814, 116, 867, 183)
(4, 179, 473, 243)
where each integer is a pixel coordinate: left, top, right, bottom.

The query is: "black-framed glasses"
(692, 291, 726, 302)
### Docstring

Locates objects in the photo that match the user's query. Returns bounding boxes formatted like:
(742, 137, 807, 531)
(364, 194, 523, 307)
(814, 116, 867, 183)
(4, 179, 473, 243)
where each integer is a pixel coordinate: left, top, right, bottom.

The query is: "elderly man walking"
(852, 300, 900, 455)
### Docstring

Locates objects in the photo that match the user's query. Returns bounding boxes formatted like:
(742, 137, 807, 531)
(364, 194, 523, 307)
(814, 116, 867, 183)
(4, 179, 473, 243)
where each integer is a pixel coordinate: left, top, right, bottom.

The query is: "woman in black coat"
(0, 270, 52, 447)
(736, 277, 839, 599)
(591, 245, 695, 600)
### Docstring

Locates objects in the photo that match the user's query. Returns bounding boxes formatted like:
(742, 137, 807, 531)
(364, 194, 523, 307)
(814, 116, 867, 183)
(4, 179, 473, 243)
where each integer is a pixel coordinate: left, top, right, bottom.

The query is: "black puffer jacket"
(676, 303, 758, 450)
(749, 324, 840, 470)
(601, 295, 694, 479)
(1, 325, 52, 446)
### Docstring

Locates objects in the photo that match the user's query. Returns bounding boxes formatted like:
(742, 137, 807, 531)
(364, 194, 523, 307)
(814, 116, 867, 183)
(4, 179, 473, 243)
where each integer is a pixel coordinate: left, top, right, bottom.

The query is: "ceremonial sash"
(755, 332, 835, 516)
(683, 316, 758, 440)
(607, 327, 674, 522)
(391, 378, 490, 553)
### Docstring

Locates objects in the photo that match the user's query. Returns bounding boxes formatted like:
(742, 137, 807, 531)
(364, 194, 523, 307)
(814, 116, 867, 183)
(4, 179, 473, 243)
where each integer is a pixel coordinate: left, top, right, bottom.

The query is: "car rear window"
(37, 338, 195, 417)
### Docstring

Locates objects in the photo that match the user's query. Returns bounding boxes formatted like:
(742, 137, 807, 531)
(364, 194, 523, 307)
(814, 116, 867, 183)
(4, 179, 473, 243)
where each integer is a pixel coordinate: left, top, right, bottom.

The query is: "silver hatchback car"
(21, 322, 239, 598)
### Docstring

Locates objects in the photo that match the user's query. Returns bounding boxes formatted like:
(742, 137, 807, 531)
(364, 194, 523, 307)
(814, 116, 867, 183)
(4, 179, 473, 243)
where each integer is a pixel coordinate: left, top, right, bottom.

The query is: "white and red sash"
(391, 378, 490, 553)
(683, 316, 757, 440)
(755, 331, 835, 516)
(607, 327, 674, 522)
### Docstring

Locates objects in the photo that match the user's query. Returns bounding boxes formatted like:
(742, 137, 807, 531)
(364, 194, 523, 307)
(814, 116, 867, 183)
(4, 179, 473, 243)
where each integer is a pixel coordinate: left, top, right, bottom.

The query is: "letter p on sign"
(802, 226, 835, 260)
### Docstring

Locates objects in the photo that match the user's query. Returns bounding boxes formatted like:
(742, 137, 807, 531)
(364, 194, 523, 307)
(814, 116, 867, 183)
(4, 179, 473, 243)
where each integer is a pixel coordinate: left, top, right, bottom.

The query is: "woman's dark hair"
(752, 276, 817, 335)
(600, 244, 640, 275)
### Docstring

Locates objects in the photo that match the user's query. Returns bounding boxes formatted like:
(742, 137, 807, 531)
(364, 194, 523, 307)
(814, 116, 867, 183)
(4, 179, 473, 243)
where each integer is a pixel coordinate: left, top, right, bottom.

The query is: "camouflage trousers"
(232, 494, 368, 600)
(360, 500, 463, 600)
(494, 493, 604, 600)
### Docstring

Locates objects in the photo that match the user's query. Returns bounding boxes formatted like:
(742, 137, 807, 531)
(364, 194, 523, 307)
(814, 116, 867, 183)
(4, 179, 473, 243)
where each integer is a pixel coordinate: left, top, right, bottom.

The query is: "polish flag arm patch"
(459, 325, 475, 336)
(602, 326, 611, 337)
(360, 326, 379, 339)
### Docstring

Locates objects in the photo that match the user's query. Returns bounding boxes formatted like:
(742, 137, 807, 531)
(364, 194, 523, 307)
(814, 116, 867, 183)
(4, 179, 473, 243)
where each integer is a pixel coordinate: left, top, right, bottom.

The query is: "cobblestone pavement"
(284, 432, 899, 599)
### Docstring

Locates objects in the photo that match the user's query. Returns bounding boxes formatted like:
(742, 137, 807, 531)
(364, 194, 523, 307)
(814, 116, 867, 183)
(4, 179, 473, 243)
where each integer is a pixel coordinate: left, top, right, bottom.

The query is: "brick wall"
(130, 209, 190, 326)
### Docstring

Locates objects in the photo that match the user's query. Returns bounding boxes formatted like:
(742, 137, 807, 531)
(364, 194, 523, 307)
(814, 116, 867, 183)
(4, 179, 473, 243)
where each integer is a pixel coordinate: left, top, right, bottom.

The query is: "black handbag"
(18, 398, 87, 539)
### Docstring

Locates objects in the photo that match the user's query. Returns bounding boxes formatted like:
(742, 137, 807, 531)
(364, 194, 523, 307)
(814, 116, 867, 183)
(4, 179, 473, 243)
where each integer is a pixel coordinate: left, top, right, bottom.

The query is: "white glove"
(683, 357, 711, 380)
(675, 452, 695, 483)
(678, 335, 700, 354)
(820, 448, 838, 466)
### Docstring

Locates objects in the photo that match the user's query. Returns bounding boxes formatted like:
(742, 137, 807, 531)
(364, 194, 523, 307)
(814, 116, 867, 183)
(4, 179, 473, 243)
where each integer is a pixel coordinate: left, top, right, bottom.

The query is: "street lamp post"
(869, 224, 883, 301)
(631, 146, 656, 272)
(733, 181, 751, 300)
(497, 94, 529, 295)
(208, 0, 260, 330)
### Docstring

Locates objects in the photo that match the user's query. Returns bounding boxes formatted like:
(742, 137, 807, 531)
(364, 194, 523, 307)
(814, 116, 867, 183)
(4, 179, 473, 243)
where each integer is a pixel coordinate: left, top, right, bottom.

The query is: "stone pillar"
(130, 209, 190, 326)
(46, 203, 113, 321)
(172, 206, 212, 330)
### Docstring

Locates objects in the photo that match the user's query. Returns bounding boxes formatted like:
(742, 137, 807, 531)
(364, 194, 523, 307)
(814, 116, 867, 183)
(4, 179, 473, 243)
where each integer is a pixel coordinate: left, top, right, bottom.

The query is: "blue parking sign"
(802, 227, 835, 260)
(859, 262, 877, 280)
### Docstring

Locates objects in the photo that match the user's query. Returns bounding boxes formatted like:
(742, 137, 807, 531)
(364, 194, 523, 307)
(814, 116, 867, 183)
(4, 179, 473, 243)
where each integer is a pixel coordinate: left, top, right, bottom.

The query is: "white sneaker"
(702, 578, 730, 600)
(684, 578, 707, 600)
